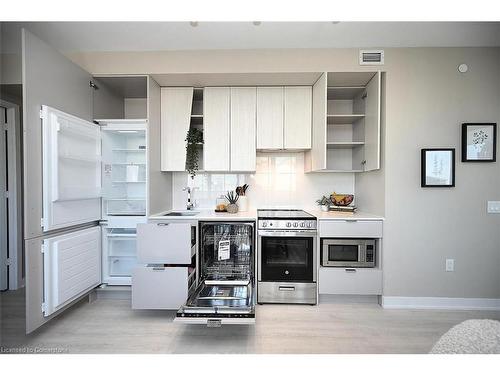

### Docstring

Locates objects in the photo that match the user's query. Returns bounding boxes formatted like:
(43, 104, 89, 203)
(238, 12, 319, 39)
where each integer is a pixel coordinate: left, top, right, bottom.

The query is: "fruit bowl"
(330, 193, 354, 206)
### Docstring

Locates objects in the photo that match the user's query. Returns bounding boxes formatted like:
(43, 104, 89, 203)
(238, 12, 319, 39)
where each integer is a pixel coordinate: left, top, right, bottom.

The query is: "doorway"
(0, 99, 22, 291)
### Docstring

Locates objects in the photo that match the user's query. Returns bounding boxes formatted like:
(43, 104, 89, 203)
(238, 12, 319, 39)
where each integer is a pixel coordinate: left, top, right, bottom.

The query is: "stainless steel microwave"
(321, 238, 376, 268)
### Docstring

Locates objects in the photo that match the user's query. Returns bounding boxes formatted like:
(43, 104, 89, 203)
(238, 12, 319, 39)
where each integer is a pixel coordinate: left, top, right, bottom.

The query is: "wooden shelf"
(327, 114, 365, 125)
(327, 142, 365, 149)
(327, 86, 365, 100)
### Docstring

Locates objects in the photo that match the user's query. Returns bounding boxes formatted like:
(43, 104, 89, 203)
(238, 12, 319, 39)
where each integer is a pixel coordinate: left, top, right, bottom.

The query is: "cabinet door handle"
(345, 220, 358, 223)
(157, 223, 169, 226)
(345, 268, 357, 273)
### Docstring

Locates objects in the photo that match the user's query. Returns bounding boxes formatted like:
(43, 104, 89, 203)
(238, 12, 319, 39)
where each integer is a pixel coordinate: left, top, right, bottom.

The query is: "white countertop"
(149, 209, 383, 221)
(149, 209, 258, 221)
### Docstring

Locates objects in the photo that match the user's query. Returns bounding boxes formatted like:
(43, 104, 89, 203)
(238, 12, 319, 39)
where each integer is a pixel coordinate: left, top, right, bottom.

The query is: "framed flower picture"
(461, 123, 497, 162)
(421, 148, 455, 188)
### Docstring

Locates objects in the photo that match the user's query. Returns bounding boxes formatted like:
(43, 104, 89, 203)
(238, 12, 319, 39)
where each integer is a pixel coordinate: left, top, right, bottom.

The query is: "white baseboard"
(382, 296, 500, 311)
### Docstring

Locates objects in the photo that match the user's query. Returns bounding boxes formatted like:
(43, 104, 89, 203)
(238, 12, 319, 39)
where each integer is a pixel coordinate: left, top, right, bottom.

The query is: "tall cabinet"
(306, 72, 382, 173)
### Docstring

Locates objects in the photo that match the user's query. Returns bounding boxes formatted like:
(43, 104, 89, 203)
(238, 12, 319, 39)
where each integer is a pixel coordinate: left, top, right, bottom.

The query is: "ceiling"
(2, 22, 500, 53)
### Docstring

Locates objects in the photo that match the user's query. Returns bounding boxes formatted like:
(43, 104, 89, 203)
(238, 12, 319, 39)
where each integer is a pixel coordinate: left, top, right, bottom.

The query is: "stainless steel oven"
(257, 209, 317, 305)
(321, 238, 376, 268)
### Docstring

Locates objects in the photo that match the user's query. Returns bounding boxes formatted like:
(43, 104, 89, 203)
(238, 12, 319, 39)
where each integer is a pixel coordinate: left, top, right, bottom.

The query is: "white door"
(256, 87, 284, 150)
(203, 87, 230, 171)
(310, 73, 327, 171)
(363, 72, 381, 171)
(160, 88, 193, 171)
(43, 226, 101, 316)
(230, 87, 256, 171)
(41, 105, 102, 232)
(284, 86, 312, 149)
(0, 107, 7, 291)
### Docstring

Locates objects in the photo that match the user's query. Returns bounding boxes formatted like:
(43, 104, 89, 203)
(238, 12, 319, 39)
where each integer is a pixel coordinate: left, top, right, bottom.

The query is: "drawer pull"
(345, 268, 357, 273)
(279, 286, 296, 291)
(152, 267, 165, 271)
(157, 223, 169, 226)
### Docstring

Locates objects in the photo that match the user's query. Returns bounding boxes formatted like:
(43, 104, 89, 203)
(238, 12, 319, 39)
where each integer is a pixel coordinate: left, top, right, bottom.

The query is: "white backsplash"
(172, 152, 355, 211)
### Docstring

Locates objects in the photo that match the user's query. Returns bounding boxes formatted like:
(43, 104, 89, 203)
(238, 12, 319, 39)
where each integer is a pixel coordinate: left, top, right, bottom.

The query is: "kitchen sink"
(163, 211, 200, 217)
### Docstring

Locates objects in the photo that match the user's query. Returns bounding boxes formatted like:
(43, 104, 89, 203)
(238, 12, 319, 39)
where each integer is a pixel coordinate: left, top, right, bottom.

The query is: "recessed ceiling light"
(190, 21, 199, 27)
(253, 21, 262, 26)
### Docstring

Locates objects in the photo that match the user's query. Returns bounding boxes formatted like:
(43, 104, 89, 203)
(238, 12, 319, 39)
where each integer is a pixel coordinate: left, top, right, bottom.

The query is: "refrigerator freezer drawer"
(137, 222, 192, 264)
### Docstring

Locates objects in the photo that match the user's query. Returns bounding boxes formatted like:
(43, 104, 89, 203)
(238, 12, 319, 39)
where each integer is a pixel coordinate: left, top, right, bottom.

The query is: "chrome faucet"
(183, 187, 194, 210)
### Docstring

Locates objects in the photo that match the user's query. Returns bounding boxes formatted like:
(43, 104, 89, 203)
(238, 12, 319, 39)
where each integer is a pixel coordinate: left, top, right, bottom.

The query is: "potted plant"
(185, 128, 203, 179)
(224, 191, 239, 214)
(316, 195, 332, 212)
(235, 184, 249, 212)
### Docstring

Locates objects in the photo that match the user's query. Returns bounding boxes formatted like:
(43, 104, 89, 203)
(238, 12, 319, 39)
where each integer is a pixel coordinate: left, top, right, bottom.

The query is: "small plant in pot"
(316, 196, 332, 212)
(224, 191, 239, 214)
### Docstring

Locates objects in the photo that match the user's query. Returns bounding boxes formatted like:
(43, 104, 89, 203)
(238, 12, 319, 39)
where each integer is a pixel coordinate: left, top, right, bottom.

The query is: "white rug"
(430, 319, 500, 354)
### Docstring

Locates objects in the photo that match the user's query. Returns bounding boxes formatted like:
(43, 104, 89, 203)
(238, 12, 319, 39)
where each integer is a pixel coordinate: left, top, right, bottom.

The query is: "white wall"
(58, 46, 500, 300)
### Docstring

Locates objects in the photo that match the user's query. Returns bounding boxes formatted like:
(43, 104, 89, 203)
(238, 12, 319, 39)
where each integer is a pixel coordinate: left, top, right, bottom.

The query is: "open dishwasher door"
(175, 221, 256, 326)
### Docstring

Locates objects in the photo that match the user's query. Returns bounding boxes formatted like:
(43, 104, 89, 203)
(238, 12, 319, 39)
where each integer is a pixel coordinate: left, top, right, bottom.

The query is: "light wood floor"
(2, 289, 499, 354)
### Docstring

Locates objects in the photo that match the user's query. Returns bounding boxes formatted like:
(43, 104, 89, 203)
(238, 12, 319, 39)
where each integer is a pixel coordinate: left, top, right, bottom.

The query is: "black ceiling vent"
(359, 50, 384, 65)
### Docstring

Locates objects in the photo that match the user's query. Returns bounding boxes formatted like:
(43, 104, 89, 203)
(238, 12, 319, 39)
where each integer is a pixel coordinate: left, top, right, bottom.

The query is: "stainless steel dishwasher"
(175, 221, 255, 326)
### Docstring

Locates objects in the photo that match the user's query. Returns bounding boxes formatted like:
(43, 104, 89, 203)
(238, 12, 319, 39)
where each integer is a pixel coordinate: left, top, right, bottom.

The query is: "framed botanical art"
(462, 123, 497, 162)
(421, 148, 455, 188)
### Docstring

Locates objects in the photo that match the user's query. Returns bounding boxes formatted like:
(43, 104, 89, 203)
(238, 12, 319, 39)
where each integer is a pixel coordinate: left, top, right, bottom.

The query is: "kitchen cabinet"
(132, 219, 197, 310)
(256, 87, 284, 149)
(319, 220, 383, 238)
(305, 71, 382, 173)
(203, 87, 231, 171)
(136, 222, 194, 264)
(284, 86, 312, 149)
(230, 87, 256, 171)
(160, 88, 194, 171)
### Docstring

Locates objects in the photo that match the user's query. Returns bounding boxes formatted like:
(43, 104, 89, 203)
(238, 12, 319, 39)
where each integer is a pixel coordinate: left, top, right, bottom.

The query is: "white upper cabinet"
(309, 73, 327, 171)
(230, 87, 257, 171)
(284, 86, 312, 149)
(256, 87, 284, 150)
(203, 87, 231, 171)
(160, 88, 193, 171)
(363, 72, 381, 171)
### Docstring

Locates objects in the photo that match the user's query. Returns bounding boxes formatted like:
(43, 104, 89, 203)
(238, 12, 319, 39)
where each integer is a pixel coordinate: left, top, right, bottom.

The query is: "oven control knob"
(286, 222, 291, 228)
(300, 222, 305, 227)
(293, 222, 298, 228)
(306, 222, 312, 228)
(285, 270, 290, 275)
(262, 221, 268, 228)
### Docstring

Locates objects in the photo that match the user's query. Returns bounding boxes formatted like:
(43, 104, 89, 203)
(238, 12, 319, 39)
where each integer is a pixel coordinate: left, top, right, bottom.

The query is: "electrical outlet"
(446, 259, 455, 272)
(487, 201, 500, 214)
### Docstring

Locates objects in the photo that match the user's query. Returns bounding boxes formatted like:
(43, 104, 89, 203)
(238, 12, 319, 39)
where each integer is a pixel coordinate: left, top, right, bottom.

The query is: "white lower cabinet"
(137, 222, 193, 264)
(132, 266, 195, 309)
(319, 267, 382, 295)
(319, 220, 383, 238)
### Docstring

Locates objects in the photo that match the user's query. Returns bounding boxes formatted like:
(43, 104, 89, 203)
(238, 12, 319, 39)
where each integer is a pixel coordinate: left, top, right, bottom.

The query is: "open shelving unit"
(189, 88, 205, 171)
(306, 71, 381, 173)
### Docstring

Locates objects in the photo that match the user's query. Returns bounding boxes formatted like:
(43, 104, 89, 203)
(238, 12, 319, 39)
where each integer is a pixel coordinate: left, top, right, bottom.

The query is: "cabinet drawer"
(137, 222, 192, 264)
(319, 220, 383, 238)
(319, 267, 382, 295)
(132, 266, 190, 309)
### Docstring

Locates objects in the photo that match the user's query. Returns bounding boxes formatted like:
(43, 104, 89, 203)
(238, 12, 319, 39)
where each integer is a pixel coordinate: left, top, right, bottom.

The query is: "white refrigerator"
(40, 106, 147, 317)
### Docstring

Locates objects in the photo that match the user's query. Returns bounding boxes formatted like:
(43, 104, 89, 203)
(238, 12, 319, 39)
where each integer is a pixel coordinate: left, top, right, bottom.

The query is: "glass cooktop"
(257, 209, 315, 220)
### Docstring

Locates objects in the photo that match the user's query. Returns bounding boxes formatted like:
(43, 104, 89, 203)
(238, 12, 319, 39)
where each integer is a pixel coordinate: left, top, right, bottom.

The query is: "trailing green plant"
(224, 190, 239, 205)
(185, 128, 204, 179)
